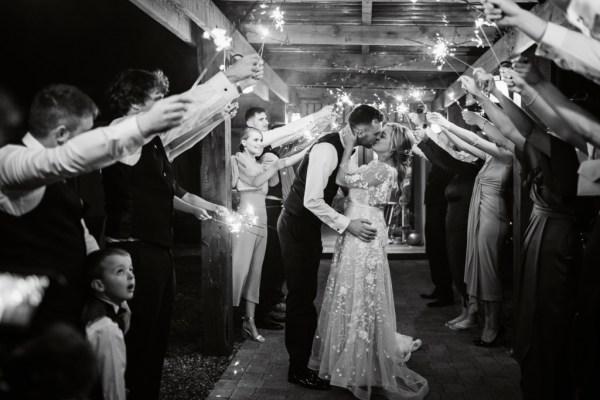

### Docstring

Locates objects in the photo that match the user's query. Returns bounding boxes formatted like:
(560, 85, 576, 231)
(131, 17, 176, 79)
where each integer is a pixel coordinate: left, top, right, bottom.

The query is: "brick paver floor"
(208, 259, 521, 400)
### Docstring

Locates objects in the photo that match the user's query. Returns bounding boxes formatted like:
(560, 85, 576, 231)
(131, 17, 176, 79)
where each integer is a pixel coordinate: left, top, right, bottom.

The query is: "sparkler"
(193, 28, 232, 88)
(475, 18, 502, 66)
(257, 26, 270, 58)
(212, 206, 264, 238)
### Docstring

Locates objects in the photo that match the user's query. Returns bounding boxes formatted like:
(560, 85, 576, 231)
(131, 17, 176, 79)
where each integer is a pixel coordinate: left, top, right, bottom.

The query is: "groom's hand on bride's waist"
(347, 219, 377, 242)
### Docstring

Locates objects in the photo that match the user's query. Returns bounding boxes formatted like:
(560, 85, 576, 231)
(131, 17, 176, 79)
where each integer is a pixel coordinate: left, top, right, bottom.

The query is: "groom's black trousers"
(277, 209, 323, 372)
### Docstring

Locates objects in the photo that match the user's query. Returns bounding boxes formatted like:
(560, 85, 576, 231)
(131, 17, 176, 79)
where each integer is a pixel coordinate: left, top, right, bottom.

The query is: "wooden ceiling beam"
(280, 71, 456, 90)
(361, 0, 373, 55)
(128, 0, 294, 103)
(295, 87, 437, 103)
(434, 1, 571, 108)
(244, 24, 496, 47)
(264, 52, 478, 72)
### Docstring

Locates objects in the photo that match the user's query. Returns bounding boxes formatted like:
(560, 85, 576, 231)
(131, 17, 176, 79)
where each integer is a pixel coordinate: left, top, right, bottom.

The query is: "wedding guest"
(410, 107, 453, 307)
(428, 110, 512, 347)
(83, 248, 135, 400)
(491, 65, 588, 400)
(231, 128, 307, 342)
(101, 56, 261, 400)
(245, 106, 334, 330)
(0, 84, 189, 329)
(414, 127, 484, 329)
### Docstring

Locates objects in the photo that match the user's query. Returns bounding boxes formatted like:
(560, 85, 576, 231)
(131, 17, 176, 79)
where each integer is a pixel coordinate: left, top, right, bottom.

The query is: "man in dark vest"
(102, 57, 262, 400)
(278, 105, 383, 390)
(0, 84, 191, 329)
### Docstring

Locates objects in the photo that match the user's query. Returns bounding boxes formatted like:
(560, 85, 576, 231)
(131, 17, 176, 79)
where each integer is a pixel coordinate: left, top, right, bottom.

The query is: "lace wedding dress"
(309, 160, 429, 400)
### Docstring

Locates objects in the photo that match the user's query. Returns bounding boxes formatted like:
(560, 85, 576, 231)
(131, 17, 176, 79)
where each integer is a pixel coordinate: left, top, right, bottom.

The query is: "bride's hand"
(342, 128, 358, 148)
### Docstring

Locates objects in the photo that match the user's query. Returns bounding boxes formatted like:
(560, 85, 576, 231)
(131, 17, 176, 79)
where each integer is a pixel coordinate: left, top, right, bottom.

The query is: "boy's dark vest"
(284, 132, 344, 226)
(102, 136, 176, 248)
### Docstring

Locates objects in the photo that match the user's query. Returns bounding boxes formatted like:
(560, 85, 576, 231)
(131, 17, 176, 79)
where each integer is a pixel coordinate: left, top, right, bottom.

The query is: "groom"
(277, 105, 383, 390)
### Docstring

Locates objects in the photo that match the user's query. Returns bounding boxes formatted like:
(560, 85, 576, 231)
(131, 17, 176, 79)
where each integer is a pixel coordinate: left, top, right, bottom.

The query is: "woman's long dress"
(464, 154, 512, 302)
(515, 132, 582, 400)
(309, 160, 428, 400)
(231, 153, 269, 306)
(418, 138, 483, 302)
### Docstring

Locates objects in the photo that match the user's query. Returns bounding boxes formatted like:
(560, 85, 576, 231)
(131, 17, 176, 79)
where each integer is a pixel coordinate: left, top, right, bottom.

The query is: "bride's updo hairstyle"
(385, 122, 414, 187)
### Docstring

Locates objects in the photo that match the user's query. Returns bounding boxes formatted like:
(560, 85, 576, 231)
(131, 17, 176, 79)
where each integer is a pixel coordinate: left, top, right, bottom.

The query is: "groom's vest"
(284, 132, 345, 226)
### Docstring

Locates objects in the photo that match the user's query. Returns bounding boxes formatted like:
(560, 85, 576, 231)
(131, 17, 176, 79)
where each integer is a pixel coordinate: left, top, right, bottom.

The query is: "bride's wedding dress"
(309, 159, 428, 400)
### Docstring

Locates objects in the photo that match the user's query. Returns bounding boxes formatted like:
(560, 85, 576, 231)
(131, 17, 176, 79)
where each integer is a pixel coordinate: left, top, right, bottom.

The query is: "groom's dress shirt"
(303, 129, 350, 234)
(0, 119, 146, 252)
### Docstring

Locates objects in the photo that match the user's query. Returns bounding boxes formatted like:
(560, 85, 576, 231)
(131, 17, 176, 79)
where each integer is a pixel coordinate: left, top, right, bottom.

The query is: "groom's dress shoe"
(288, 369, 330, 391)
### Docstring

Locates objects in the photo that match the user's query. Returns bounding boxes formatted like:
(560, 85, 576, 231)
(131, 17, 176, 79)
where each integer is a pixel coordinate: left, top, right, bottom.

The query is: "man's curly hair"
(107, 69, 169, 116)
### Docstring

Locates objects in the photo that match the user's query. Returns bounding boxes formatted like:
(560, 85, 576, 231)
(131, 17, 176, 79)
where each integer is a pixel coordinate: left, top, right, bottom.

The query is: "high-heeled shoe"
(242, 317, 265, 343)
(472, 326, 504, 347)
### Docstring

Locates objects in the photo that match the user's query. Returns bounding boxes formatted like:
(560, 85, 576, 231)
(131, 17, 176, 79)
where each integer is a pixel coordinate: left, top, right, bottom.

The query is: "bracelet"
(525, 91, 540, 107)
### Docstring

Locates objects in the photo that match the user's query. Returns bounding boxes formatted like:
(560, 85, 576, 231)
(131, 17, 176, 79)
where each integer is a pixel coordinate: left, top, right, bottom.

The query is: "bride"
(309, 122, 429, 400)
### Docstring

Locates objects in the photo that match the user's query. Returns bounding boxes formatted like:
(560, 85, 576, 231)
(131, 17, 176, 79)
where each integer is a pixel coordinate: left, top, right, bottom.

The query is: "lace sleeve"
(343, 161, 391, 189)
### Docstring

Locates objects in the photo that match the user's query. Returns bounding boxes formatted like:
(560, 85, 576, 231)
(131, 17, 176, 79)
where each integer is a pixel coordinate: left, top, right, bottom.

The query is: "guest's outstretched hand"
(137, 93, 193, 136)
(512, 57, 544, 86)
(221, 102, 239, 119)
(213, 205, 228, 217)
(473, 67, 495, 93)
(426, 112, 450, 129)
(192, 207, 212, 221)
(225, 54, 264, 84)
(459, 76, 483, 98)
(462, 110, 485, 127)
(502, 69, 528, 93)
(483, 0, 525, 28)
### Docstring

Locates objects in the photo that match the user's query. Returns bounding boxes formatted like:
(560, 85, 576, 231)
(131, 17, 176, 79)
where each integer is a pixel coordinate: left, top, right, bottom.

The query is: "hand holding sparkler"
(512, 56, 543, 86)
(473, 67, 496, 93)
(426, 112, 450, 130)
(462, 110, 487, 129)
(482, 0, 526, 29)
(501, 68, 528, 94)
(224, 54, 264, 84)
(191, 207, 212, 221)
(459, 76, 485, 99)
(221, 102, 239, 119)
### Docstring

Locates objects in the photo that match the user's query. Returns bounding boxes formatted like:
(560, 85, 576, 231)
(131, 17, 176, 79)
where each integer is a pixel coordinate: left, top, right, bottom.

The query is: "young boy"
(82, 248, 135, 400)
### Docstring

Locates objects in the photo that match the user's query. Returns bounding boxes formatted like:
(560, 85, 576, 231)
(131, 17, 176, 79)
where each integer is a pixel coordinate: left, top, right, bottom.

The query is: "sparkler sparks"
(270, 6, 285, 32)
(396, 103, 409, 115)
(430, 36, 455, 71)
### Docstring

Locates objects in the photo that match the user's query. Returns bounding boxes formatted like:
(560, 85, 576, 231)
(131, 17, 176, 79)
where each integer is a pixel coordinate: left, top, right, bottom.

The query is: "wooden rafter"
(128, 0, 293, 103)
(264, 52, 477, 73)
(361, 0, 373, 55)
(244, 24, 497, 47)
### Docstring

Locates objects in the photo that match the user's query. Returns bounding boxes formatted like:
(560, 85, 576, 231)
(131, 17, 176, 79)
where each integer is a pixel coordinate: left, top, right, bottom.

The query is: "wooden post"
(198, 30, 233, 355)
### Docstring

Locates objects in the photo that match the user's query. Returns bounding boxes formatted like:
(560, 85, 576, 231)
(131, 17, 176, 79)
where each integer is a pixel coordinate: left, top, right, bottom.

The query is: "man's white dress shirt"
(0, 117, 145, 252)
(303, 126, 352, 234)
